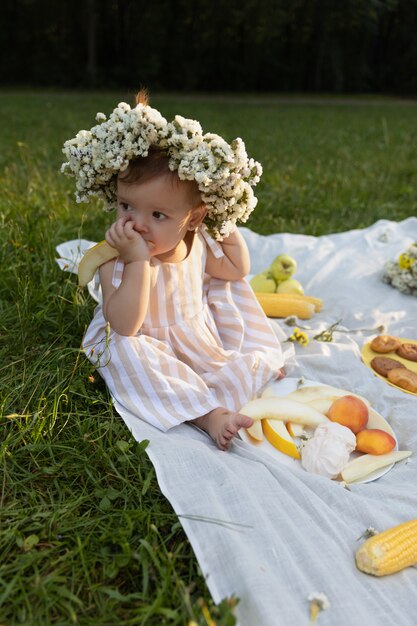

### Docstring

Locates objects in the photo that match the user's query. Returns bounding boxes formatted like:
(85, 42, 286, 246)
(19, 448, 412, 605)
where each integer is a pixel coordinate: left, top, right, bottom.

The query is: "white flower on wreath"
(61, 101, 263, 240)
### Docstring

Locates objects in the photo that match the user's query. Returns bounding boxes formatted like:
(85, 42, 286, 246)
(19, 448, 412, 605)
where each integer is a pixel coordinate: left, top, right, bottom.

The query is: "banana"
(239, 397, 327, 427)
(78, 240, 118, 287)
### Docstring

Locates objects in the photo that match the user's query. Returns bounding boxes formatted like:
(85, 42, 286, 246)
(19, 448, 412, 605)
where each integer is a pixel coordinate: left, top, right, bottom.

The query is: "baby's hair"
(118, 89, 203, 210)
(136, 88, 149, 106)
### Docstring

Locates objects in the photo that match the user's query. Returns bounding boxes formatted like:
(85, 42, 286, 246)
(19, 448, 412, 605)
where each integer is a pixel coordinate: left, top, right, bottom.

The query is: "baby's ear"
(188, 204, 207, 230)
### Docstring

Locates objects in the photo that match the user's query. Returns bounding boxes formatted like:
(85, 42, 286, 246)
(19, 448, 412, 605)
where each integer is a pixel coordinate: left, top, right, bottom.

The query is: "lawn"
(1, 90, 416, 625)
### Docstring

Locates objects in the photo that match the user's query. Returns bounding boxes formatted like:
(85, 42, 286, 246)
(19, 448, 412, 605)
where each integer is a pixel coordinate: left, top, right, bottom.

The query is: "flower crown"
(61, 101, 263, 240)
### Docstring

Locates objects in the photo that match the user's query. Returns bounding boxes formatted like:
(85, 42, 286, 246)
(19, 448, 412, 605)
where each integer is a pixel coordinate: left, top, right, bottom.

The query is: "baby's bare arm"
(100, 260, 151, 336)
(205, 229, 251, 280)
(100, 217, 152, 336)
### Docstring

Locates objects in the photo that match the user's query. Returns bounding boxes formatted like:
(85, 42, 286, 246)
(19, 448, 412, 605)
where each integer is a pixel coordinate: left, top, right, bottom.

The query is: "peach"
(326, 395, 369, 433)
(356, 429, 396, 455)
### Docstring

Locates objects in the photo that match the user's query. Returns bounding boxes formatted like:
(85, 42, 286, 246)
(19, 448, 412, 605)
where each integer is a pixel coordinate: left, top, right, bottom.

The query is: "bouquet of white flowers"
(383, 243, 417, 296)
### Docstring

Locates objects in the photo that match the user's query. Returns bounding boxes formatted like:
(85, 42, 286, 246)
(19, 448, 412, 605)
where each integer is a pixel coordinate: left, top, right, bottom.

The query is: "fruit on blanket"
(255, 293, 315, 320)
(284, 385, 371, 407)
(307, 397, 338, 415)
(286, 422, 306, 437)
(251, 254, 318, 312)
(239, 397, 327, 427)
(355, 519, 417, 576)
(78, 240, 118, 287)
(270, 254, 297, 282)
(276, 278, 304, 295)
(340, 450, 412, 483)
(308, 394, 371, 416)
(263, 419, 300, 459)
(356, 429, 396, 455)
(249, 271, 276, 293)
(245, 420, 263, 442)
(327, 395, 369, 433)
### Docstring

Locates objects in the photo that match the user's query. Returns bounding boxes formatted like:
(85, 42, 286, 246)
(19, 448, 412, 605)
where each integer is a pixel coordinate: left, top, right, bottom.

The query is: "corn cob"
(281, 293, 323, 312)
(355, 519, 417, 576)
(255, 293, 315, 319)
(256, 291, 323, 312)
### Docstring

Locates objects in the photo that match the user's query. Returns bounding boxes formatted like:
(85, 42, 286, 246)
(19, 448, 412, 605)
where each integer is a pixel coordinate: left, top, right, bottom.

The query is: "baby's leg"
(192, 408, 253, 451)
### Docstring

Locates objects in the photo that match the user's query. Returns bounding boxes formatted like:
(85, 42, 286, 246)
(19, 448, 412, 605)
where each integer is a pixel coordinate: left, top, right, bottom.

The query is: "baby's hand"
(105, 217, 153, 264)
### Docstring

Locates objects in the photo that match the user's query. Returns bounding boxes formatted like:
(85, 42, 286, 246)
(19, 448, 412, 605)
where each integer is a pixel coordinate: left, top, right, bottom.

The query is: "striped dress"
(82, 227, 285, 431)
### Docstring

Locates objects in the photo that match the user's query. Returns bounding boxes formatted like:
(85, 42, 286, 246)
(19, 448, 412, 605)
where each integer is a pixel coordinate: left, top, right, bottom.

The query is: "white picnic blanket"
(56, 217, 417, 626)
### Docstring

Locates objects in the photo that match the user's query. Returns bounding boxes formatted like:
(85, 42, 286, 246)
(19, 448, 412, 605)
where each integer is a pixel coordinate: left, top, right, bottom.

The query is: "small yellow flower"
(398, 253, 414, 270)
(288, 327, 309, 347)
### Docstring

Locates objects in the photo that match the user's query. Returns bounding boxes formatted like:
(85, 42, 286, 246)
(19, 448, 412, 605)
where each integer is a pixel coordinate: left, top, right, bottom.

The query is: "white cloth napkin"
(56, 217, 417, 626)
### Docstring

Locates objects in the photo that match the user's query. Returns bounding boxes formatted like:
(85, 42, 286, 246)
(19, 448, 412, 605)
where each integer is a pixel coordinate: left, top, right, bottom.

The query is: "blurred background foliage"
(2, 0, 417, 94)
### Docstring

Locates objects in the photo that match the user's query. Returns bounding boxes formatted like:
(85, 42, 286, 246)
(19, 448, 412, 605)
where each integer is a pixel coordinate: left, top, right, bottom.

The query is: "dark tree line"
(2, 0, 417, 94)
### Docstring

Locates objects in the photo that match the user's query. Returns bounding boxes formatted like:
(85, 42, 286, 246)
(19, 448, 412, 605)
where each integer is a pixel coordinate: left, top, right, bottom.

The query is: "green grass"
(1, 90, 416, 625)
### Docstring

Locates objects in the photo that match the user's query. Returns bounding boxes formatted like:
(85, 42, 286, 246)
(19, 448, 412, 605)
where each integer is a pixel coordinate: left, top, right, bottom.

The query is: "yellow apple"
(276, 278, 304, 295)
(249, 271, 276, 293)
(270, 254, 297, 283)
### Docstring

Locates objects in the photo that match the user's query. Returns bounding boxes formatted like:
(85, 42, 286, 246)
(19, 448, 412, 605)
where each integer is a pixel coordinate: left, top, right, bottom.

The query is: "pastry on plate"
(396, 343, 417, 363)
(370, 356, 406, 378)
(370, 335, 401, 354)
(387, 367, 417, 393)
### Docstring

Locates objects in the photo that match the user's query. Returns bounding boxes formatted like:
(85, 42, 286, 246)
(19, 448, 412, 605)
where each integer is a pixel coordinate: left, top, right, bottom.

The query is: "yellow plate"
(239, 378, 398, 483)
(361, 337, 417, 397)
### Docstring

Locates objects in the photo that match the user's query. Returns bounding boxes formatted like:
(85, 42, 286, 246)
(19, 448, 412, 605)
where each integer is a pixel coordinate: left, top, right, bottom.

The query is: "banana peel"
(78, 240, 118, 287)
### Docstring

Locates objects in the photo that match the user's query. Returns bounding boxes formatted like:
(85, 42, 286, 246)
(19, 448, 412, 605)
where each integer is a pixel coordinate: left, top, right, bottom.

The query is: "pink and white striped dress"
(82, 227, 285, 431)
